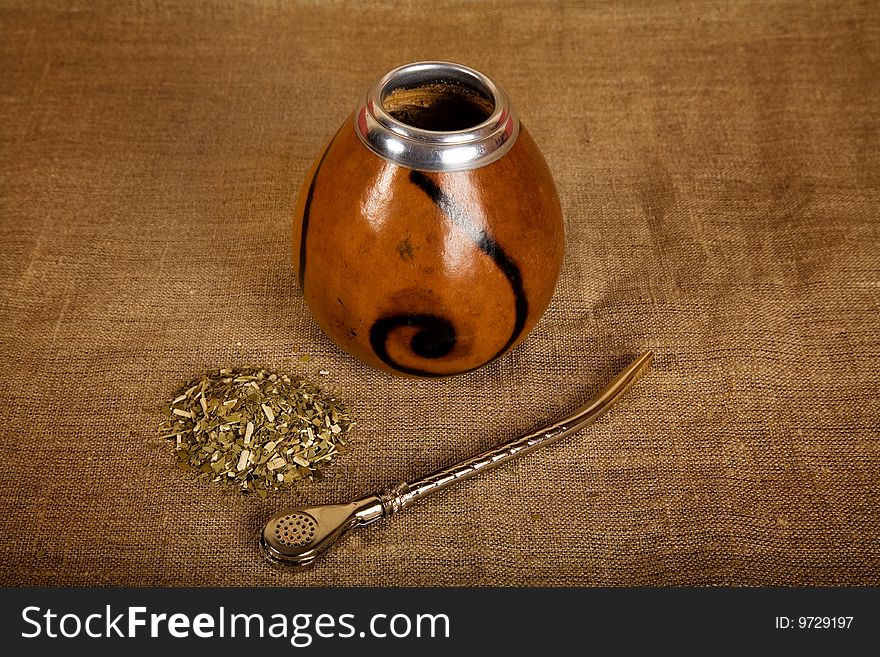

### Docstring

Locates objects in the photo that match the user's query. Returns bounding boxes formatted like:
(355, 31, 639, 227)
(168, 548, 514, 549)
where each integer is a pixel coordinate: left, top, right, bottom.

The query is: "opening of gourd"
(382, 78, 495, 132)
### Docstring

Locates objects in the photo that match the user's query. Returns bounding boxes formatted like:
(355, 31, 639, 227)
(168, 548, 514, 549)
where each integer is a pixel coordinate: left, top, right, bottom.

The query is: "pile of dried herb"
(158, 367, 353, 497)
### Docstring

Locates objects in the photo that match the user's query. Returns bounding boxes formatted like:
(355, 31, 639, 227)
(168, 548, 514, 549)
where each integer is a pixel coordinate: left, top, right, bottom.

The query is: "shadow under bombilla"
(260, 351, 654, 569)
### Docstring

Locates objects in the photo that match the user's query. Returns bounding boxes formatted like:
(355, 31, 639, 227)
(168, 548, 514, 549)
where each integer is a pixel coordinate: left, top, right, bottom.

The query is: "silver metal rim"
(354, 61, 520, 172)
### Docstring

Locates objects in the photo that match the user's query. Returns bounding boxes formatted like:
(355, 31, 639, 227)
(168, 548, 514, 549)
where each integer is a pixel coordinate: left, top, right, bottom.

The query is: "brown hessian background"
(0, 1, 877, 586)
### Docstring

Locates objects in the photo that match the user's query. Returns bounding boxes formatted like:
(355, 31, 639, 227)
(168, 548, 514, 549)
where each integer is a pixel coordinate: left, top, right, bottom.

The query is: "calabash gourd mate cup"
(293, 61, 564, 377)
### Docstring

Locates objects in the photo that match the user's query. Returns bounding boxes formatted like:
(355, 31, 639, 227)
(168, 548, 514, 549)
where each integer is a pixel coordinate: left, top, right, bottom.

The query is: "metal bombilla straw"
(260, 351, 653, 568)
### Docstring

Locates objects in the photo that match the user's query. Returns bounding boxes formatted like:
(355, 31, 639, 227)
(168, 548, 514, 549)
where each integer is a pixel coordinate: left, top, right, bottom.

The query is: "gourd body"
(293, 120, 563, 378)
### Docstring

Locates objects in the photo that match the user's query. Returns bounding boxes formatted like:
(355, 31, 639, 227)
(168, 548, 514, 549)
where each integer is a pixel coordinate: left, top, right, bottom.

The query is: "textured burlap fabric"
(1, 1, 877, 586)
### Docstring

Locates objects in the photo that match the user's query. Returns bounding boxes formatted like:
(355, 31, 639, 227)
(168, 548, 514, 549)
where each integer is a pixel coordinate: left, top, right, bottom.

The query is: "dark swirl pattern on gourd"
(369, 314, 457, 377)
(368, 171, 529, 376)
